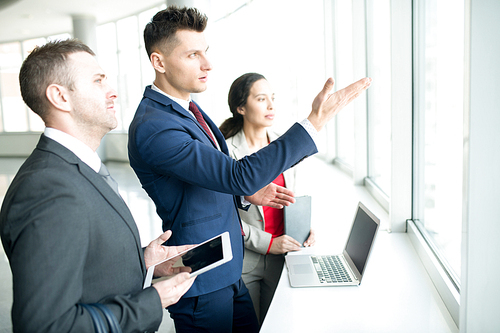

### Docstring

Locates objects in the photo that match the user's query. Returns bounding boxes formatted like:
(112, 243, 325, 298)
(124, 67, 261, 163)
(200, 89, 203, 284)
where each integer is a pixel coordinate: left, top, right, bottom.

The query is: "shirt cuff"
(266, 238, 274, 255)
(241, 196, 251, 207)
(299, 118, 319, 146)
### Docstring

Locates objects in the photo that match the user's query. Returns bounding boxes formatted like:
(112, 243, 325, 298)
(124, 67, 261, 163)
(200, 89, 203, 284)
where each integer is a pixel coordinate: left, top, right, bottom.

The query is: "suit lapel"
(37, 135, 146, 272)
(196, 103, 228, 153)
(229, 130, 249, 160)
(144, 87, 225, 152)
(79, 165, 141, 235)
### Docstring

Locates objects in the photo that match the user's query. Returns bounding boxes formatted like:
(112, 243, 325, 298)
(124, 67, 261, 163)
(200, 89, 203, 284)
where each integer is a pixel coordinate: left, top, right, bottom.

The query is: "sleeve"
(134, 116, 317, 197)
(4, 170, 162, 333)
(241, 216, 273, 255)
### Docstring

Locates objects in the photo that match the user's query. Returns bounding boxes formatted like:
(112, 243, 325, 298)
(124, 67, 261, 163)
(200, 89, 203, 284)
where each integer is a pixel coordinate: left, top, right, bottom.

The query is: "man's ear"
(150, 51, 166, 74)
(46, 84, 71, 112)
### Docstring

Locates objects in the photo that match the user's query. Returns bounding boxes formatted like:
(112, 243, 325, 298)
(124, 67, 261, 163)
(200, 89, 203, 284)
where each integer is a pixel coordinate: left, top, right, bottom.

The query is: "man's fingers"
(265, 202, 284, 209)
(346, 77, 372, 96)
(323, 77, 335, 93)
(157, 230, 172, 244)
(272, 196, 295, 208)
(316, 78, 335, 104)
(275, 192, 295, 204)
(275, 186, 294, 197)
(329, 77, 371, 113)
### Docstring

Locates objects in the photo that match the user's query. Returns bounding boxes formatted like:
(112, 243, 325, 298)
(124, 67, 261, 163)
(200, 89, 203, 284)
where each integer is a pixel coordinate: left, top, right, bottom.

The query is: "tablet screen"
(143, 232, 232, 288)
(174, 235, 223, 274)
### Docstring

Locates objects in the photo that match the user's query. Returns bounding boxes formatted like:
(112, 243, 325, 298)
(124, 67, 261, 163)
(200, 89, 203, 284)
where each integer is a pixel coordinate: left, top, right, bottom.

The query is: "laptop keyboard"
(311, 255, 353, 284)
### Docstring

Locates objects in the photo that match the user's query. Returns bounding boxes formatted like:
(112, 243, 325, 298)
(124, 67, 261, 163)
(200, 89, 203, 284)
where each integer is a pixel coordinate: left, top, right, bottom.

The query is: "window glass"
(366, 0, 392, 195)
(116, 16, 142, 131)
(0, 42, 27, 132)
(97, 22, 121, 129)
(413, 0, 464, 283)
(334, 0, 354, 167)
(138, 7, 163, 89)
(208, 0, 326, 132)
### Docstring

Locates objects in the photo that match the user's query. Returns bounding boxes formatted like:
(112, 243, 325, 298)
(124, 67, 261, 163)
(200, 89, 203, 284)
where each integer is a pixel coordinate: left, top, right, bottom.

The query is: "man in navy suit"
(128, 6, 371, 332)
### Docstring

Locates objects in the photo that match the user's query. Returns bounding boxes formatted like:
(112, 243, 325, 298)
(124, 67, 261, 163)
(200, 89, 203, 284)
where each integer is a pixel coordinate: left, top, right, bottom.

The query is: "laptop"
(285, 202, 380, 287)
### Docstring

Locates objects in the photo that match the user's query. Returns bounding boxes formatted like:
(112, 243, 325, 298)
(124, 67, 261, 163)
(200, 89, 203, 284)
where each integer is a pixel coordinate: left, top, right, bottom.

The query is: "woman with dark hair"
(220, 73, 315, 324)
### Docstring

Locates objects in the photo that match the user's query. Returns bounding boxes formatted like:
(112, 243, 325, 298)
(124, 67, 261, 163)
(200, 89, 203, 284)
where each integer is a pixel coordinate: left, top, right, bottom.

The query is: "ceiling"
(0, 0, 166, 43)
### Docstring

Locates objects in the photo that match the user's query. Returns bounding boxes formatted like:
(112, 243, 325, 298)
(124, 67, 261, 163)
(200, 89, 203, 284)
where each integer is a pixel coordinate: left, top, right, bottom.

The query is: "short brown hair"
(19, 39, 95, 121)
(144, 6, 208, 58)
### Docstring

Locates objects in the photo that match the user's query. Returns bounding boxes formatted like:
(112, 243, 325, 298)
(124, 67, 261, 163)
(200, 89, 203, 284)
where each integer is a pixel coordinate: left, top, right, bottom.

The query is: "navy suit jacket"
(128, 86, 317, 297)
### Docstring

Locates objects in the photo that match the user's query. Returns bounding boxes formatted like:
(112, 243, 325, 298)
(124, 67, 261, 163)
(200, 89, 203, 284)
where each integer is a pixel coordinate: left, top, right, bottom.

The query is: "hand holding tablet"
(144, 232, 233, 289)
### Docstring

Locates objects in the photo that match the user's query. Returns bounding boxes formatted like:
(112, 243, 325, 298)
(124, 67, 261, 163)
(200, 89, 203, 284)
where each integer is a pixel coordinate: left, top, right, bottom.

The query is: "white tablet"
(143, 231, 232, 288)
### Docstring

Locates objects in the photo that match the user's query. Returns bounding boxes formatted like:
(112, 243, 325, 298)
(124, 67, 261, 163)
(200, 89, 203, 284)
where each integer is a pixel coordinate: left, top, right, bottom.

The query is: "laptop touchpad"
(292, 264, 313, 274)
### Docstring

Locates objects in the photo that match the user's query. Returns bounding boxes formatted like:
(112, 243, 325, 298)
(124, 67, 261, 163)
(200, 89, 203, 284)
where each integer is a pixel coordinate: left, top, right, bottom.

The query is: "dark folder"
(284, 195, 311, 246)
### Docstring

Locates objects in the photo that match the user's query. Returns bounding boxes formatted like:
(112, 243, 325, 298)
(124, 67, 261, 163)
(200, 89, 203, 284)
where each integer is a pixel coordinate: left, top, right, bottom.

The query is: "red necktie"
(189, 101, 216, 145)
(189, 101, 244, 236)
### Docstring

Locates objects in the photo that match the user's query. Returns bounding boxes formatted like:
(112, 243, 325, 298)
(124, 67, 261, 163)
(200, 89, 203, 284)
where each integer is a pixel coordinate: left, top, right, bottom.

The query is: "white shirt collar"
(150, 83, 220, 150)
(44, 127, 102, 173)
(151, 83, 191, 114)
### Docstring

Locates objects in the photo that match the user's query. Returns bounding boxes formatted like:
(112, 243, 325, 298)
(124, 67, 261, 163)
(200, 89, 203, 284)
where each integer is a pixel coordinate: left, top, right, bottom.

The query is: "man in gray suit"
(0, 39, 195, 332)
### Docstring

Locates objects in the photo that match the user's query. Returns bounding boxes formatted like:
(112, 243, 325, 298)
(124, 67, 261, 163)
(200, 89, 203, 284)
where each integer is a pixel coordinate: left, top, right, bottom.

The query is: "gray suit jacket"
(0, 135, 162, 333)
(226, 130, 295, 273)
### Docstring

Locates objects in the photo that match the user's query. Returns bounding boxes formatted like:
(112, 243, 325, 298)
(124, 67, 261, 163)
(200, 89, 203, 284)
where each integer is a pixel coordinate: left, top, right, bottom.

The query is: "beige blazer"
(226, 129, 296, 273)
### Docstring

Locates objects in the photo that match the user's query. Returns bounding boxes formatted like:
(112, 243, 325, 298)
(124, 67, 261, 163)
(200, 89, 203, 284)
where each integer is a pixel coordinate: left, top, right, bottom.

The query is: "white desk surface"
(261, 232, 458, 333)
(260, 159, 459, 333)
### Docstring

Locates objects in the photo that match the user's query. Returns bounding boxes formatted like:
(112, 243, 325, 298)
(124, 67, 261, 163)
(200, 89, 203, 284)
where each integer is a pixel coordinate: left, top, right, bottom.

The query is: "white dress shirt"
(44, 127, 102, 173)
(151, 83, 221, 150)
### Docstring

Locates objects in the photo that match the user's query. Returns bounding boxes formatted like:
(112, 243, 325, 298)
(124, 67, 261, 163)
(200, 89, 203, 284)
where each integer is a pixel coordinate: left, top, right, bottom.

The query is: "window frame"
(409, 0, 462, 325)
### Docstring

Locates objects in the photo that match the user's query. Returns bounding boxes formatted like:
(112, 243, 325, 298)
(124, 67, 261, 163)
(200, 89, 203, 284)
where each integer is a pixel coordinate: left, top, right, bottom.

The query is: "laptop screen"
(344, 204, 379, 275)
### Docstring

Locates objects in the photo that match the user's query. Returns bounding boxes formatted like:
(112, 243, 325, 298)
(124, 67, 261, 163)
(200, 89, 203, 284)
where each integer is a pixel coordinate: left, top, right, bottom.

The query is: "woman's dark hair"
(219, 73, 266, 139)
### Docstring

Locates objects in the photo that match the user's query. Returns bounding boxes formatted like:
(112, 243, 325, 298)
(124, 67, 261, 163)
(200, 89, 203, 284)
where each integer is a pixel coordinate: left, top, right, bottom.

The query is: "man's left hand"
(144, 230, 194, 276)
(244, 183, 295, 209)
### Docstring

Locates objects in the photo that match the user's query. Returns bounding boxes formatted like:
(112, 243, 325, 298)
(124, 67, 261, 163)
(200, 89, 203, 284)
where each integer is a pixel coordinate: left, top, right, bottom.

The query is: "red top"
(263, 173, 285, 254)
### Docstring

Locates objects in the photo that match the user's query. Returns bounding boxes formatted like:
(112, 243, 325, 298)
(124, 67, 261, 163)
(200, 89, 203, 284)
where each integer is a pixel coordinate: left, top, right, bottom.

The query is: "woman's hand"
(303, 229, 316, 247)
(268, 235, 301, 254)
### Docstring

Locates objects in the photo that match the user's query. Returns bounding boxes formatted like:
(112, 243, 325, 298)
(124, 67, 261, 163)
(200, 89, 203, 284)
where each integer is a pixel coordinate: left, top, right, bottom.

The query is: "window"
(95, 6, 164, 132)
(0, 34, 70, 133)
(116, 16, 143, 131)
(366, 0, 392, 196)
(413, 0, 465, 286)
(208, 0, 327, 133)
(0, 42, 25, 132)
(0, 38, 49, 133)
(97, 22, 121, 128)
(333, 0, 355, 168)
